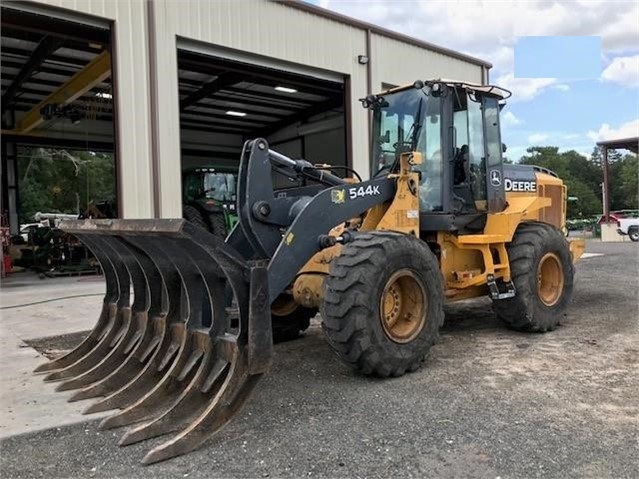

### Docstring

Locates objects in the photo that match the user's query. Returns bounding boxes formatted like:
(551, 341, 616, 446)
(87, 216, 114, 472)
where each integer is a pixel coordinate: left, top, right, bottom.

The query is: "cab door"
(481, 96, 506, 212)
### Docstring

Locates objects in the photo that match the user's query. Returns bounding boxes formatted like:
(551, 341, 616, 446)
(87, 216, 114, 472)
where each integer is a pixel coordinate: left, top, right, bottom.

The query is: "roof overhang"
(596, 137, 638, 154)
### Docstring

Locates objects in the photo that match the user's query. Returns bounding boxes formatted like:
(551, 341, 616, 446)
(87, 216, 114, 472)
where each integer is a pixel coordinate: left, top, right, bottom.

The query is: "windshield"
(372, 88, 443, 211)
(203, 172, 236, 202)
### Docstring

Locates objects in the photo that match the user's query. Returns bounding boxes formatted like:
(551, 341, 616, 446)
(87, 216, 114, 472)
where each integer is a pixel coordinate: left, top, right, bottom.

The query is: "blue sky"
(306, 0, 639, 161)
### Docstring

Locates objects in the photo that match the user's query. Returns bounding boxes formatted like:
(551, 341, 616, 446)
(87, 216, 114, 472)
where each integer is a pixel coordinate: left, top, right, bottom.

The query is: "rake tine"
(87, 237, 185, 416)
(118, 237, 233, 445)
(137, 232, 267, 464)
(118, 338, 225, 446)
(33, 236, 121, 374)
(142, 346, 260, 465)
(70, 238, 166, 402)
(42, 235, 131, 382)
(57, 236, 150, 392)
(98, 235, 209, 429)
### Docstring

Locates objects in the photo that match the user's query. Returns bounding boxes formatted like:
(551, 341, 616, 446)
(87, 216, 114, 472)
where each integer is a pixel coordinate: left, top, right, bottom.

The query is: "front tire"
(493, 222, 574, 332)
(321, 231, 444, 377)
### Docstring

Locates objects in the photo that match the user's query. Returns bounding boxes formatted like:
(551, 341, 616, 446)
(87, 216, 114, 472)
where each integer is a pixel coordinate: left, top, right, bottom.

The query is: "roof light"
(275, 86, 298, 93)
(226, 111, 247, 117)
(96, 92, 112, 99)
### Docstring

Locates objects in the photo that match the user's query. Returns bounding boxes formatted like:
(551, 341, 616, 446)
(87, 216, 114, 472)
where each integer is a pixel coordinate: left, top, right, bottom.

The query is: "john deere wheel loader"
(34, 79, 585, 464)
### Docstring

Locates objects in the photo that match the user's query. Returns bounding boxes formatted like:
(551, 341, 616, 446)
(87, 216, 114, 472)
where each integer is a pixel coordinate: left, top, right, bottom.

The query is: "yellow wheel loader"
(34, 79, 585, 464)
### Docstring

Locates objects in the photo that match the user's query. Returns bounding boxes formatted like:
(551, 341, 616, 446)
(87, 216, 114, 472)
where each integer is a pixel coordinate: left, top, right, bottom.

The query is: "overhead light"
(96, 92, 112, 99)
(226, 110, 247, 117)
(357, 55, 369, 65)
(275, 86, 297, 93)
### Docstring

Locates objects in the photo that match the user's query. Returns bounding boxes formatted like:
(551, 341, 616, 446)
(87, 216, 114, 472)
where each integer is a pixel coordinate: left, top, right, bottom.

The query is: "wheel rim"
(380, 269, 427, 343)
(537, 253, 564, 307)
(271, 295, 298, 317)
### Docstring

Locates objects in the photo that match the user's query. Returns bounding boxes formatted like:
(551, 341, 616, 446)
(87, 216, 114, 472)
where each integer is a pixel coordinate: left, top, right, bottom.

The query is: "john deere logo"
(331, 189, 346, 204)
(489, 169, 502, 187)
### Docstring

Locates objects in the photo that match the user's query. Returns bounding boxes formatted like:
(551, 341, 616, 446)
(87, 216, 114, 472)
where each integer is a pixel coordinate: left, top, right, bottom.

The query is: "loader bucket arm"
(35, 138, 397, 464)
(232, 139, 396, 299)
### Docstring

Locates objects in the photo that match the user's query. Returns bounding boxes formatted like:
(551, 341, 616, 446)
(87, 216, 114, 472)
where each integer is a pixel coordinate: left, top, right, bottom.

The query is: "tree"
(611, 153, 638, 210)
(17, 147, 115, 223)
(519, 145, 637, 219)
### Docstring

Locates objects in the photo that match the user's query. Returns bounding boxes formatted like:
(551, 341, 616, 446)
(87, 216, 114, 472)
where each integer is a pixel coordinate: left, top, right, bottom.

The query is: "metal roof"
(596, 137, 639, 154)
(177, 51, 344, 136)
(1, 8, 113, 133)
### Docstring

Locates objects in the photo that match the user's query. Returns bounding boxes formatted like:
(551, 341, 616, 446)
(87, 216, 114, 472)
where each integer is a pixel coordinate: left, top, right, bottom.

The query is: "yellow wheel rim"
(380, 269, 427, 343)
(537, 253, 564, 307)
(271, 295, 298, 317)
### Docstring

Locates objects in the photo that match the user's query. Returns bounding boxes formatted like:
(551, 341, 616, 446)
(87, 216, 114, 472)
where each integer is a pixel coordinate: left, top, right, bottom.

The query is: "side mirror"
(502, 143, 507, 153)
(380, 130, 390, 143)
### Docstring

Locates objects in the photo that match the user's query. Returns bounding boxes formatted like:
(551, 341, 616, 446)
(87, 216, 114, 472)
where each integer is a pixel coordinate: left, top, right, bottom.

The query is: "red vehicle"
(597, 210, 639, 224)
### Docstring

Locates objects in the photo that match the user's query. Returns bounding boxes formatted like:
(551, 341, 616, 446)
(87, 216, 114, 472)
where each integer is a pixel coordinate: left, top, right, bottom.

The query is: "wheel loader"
(34, 79, 585, 464)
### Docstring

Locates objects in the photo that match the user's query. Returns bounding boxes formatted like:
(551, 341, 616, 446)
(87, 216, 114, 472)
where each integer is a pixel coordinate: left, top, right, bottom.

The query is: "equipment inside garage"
(177, 50, 347, 237)
(1, 7, 116, 277)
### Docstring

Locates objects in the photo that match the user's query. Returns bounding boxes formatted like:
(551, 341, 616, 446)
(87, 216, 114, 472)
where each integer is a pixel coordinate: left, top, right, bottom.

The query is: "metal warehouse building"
(1, 0, 490, 232)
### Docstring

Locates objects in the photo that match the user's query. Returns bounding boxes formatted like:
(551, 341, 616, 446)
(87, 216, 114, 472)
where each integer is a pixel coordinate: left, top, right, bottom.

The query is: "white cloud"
(501, 111, 522, 128)
(553, 84, 571, 92)
(602, 55, 639, 88)
(587, 119, 639, 142)
(528, 133, 550, 144)
(319, 0, 639, 101)
(496, 75, 557, 102)
(563, 133, 582, 140)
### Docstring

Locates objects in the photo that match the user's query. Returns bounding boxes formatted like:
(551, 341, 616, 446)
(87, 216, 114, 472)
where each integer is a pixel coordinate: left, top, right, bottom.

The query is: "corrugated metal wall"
(22, 0, 486, 219)
(25, 0, 154, 219)
(371, 34, 484, 88)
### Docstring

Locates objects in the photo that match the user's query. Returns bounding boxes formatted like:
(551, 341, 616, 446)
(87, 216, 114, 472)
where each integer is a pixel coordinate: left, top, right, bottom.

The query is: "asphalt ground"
(0, 241, 637, 478)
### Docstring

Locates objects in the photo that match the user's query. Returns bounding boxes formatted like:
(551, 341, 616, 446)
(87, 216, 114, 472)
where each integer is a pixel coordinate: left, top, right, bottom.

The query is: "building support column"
(1, 140, 19, 235)
(108, 1, 155, 218)
(602, 145, 610, 222)
(146, 0, 182, 218)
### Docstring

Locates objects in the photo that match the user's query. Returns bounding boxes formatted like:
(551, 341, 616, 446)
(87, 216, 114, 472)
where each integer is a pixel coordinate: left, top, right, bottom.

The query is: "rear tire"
(271, 295, 315, 343)
(493, 222, 574, 332)
(628, 226, 639, 242)
(207, 212, 228, 240)
(321, 231, 444, 377)
(183, 205, 207, 229)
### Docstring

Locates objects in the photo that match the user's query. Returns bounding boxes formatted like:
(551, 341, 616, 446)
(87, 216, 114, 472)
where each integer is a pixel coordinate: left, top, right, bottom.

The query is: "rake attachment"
(32, 139, 393, 465)
(34, 218, 272, 465)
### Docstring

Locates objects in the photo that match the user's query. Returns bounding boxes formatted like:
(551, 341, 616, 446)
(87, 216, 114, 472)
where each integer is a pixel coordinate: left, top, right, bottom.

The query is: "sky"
(305, 0, 639, 161)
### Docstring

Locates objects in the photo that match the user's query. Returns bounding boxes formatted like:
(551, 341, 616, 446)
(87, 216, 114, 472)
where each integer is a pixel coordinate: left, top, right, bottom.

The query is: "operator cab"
(366, 79, 511, 233)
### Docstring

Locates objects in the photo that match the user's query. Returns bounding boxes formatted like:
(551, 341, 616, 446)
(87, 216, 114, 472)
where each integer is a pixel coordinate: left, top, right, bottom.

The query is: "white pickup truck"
(617, 218, 639, 242)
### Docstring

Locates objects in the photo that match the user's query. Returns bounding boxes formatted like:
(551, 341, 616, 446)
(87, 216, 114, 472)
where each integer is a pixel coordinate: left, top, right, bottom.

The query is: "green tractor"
(183, 166, 315, 341)
(182, 167, 238, 239)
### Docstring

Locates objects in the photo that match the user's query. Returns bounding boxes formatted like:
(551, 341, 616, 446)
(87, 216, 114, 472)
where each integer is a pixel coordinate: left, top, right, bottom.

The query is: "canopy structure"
(596, 137, 639, 222)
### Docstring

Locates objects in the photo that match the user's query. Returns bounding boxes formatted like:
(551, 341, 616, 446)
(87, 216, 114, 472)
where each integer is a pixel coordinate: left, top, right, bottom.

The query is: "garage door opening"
(1, 6, 116, 276)
(177, 49, 348, 235)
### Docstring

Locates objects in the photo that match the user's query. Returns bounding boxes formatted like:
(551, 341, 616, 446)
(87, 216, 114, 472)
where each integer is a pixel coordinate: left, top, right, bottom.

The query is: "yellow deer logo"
(331, 189, 346, 204)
